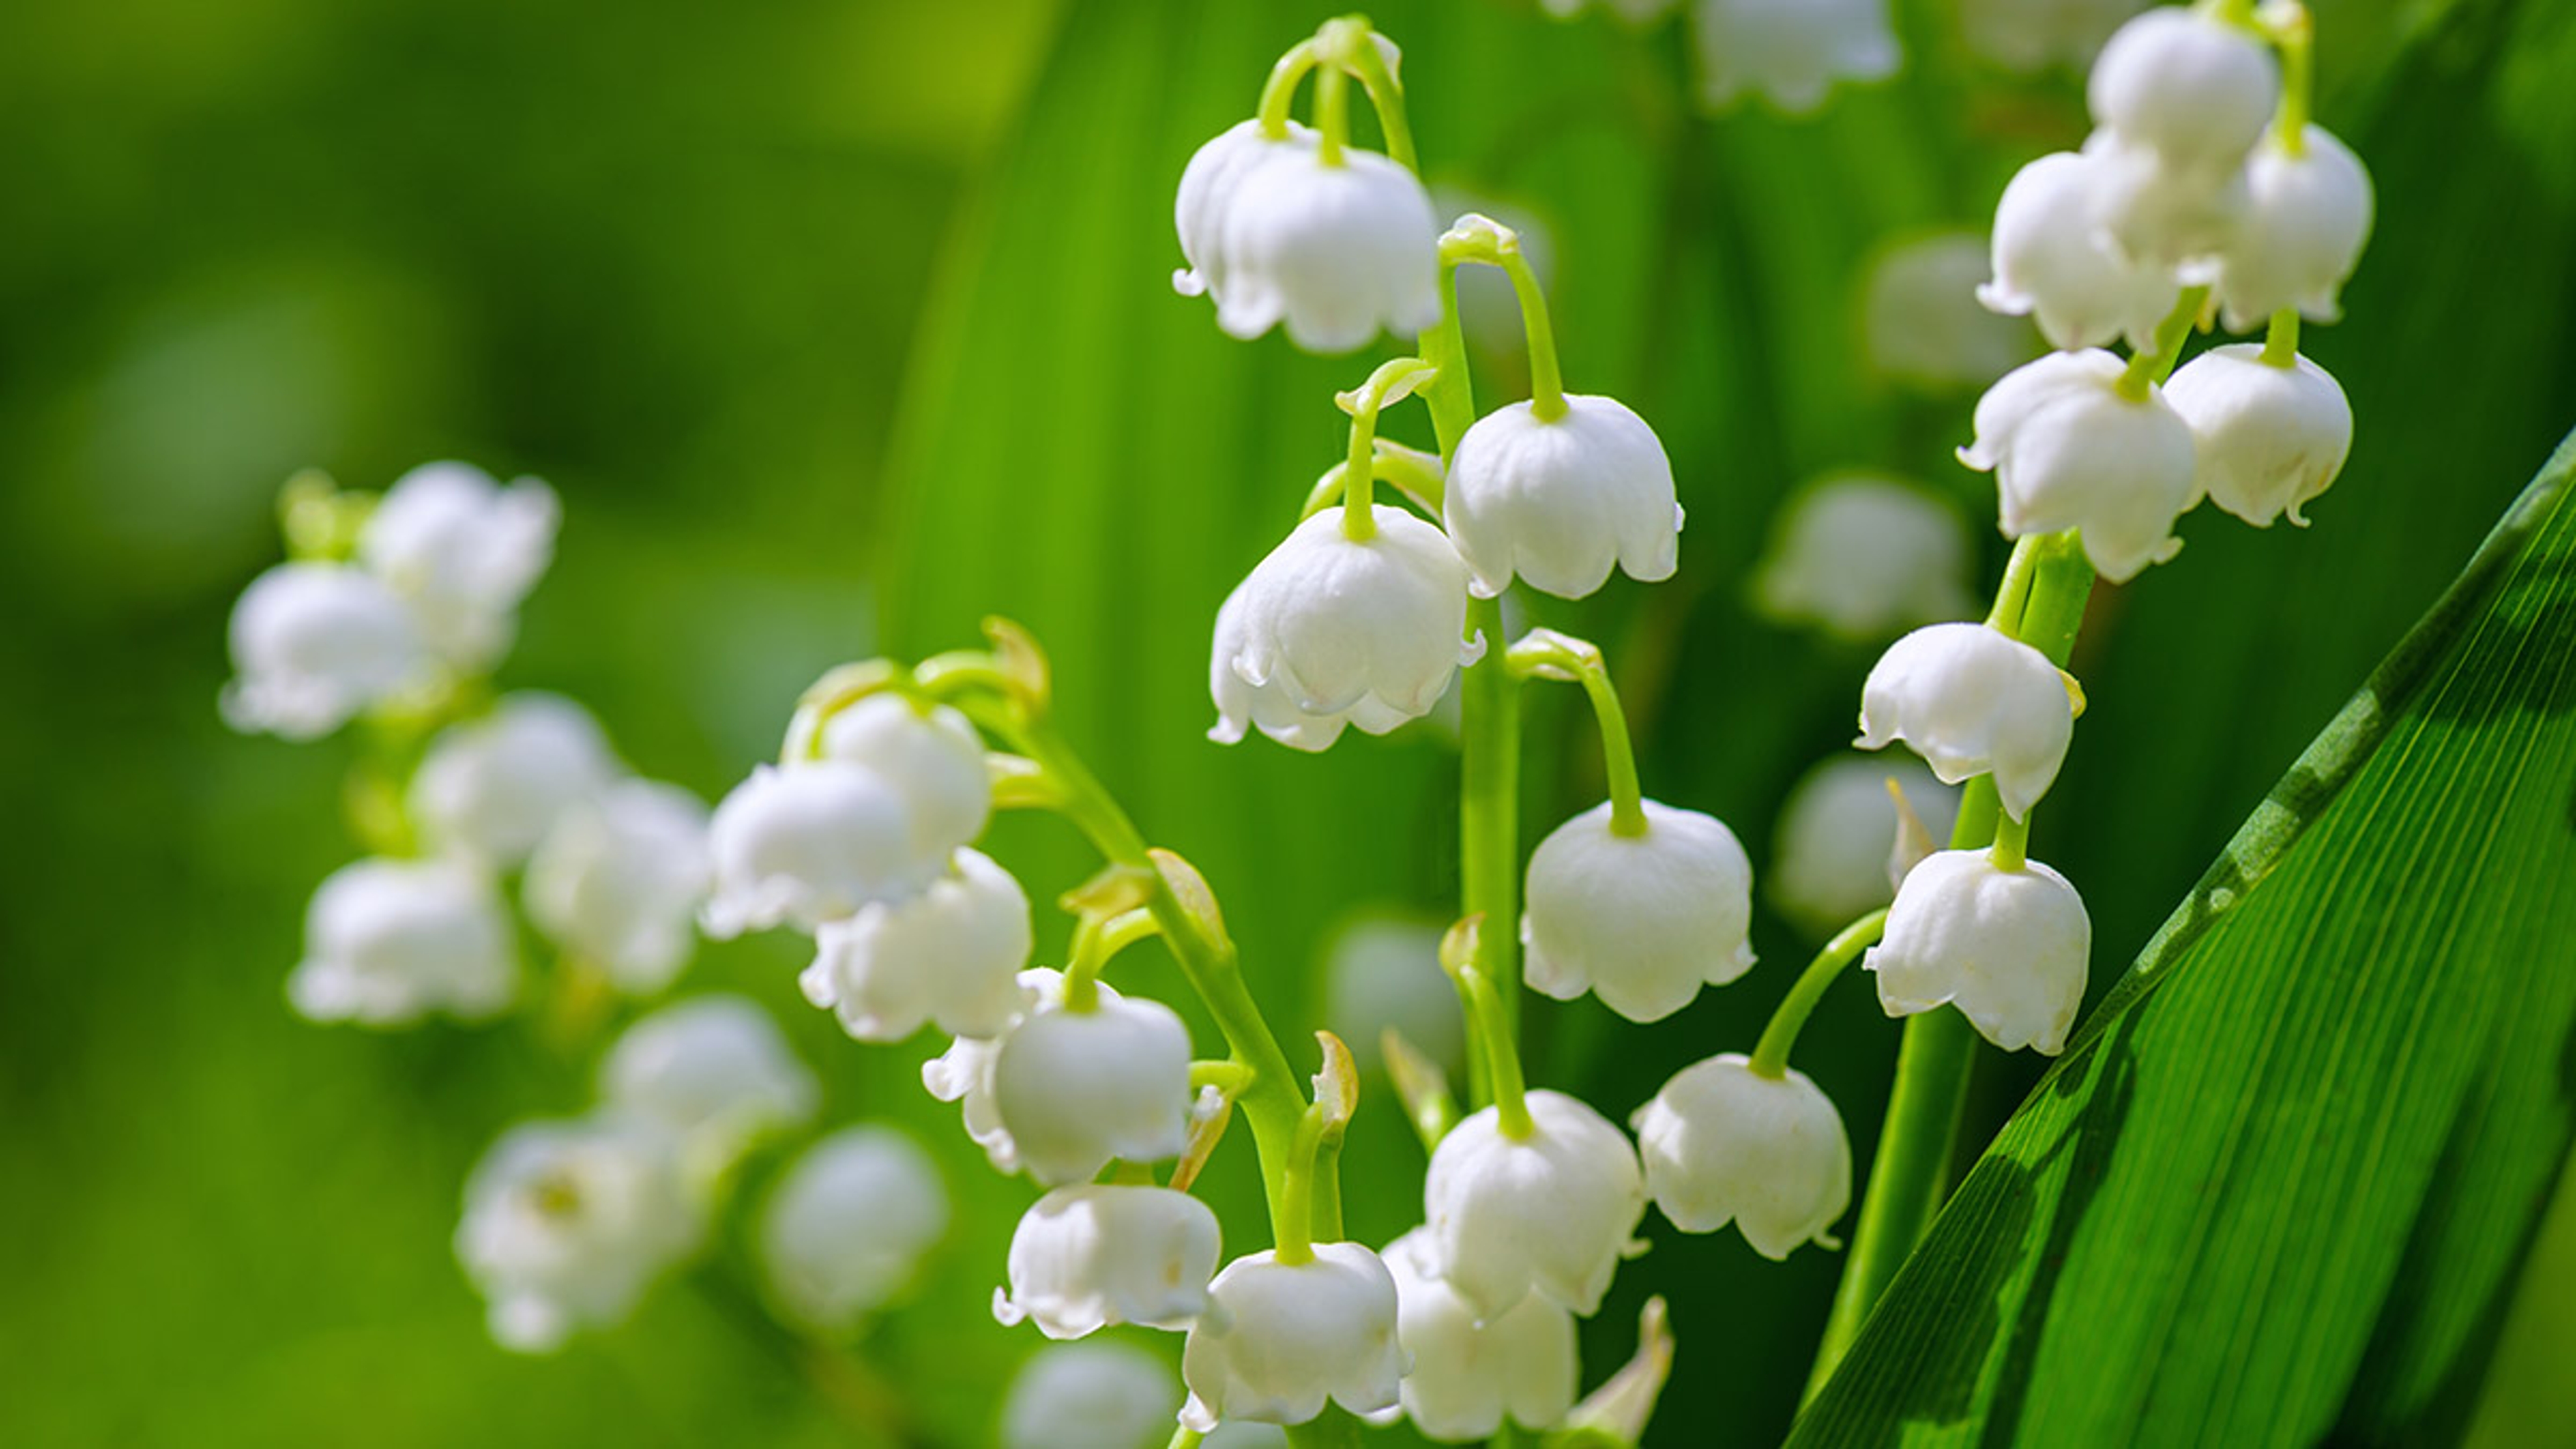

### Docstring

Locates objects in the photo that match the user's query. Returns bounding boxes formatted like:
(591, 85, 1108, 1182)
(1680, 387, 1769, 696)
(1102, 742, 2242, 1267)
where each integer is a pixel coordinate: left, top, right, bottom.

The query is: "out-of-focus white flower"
(992, 987, 1195, 1186)
(1444, 396, 1682, 600)
(801, 847, 1032, 1042)
(409, 693, 621, 866)
(1768, 753, 1960, 940)
(358, 461, 559, 669)
(1864, 233, 2041, 388)
(1543, 0, 1682, 22)
(1633, 1053, 1851, 1259)
(1374, 1228, 1576, 1442)
(525, 779, 712, 994)
(817, 694, 992, 868)
(221, 561, 425, 740)
(701, 762, 941, 936)
(1857, 623, 2074, 822)
(598, 996, 817, 1176)
(1212, 506, 1481, 749)
(1751, 475, 1978, 641)
(1959, 349, 2196, 582)
(758, 1126, 948, 1334)
(2163, 345, 2353, 527)
(454, 1114, 700, 1352)
(1181, 1244, 1409, 1431)
(1866, 848, 2091, 1054)
(1522, 800, 1756, 1024)
(288, 857, 518, 1025)
(1002, 1341, 1183, 1449)
(2088, 9, 2279, 172)
(2212, 125, 2374, 330)
(1424, 1091, 1646, 1318)
(1960, 0, 2145, 74)
(1978, 151, 2180, 352)
(1693, 0, 1901, 113)
(1208, 581, 1417, 752)
(1323, 915, 1465, 1077)
(994, 1184, 1223, 1339)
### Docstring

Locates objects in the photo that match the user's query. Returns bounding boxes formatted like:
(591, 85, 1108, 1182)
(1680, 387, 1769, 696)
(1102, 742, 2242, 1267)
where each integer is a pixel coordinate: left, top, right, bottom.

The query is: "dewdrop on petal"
(991, 986, 1195, 1186)
(1858, 623, 2073, 822)
(221, 561, 426, 740)
(1692, 0, 1901, 114)
(1199, 139, 1443, 354)
(994, 1184, 1223, 1339)
(802, 847, 1032, 1042)
(1444, 394, 1682, 600)
(410, 693, 621, 866)
(1866, 848, 2091, 1055)
(1862, 232, 2041, 389)
(819, 693, 992, 865)
(1522, 800, 1756, 1024)
(524, 779, 712, 995)
(358, 461, 559, 670)
(2088, 9, 2279, 172)
(1209, 580, 1416, 752)
(1978, 151, 2181, 352)
(1424, 1089, 1648, 1318)
(1768, 753, 1960, 941)
(2214, 125, 2375, 330)
(288, 857, 519, 1026)
(1751, 475, 1978, 641)
(1960, 349, 2196, 582)
(759, 1126, 949, 1334)
(454, 1114, 701, 1353)
(2163, 345, 2353, 527)
(701, 761, 940, 936)
(599, 996, 818, 1174)
(1633, 1054, 1851, 1260)
(1180, 1243, 1409, 1431)
(1375, 1228, 1577, 1442)
(1003, 1341, 1183, 1449)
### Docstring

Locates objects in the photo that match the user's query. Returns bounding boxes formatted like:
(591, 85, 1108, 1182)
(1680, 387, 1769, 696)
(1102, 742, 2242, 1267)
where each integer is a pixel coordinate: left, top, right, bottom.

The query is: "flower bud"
(221, 561, 425, 740)
(759, 1126, 949, 1334)
(1864, 232, 2040, 389)
(1523, 800, 1756, 1024)
(1960, 0, 2144, 75)
(2213, 125, 2374, 330)
(1208, 580, 1415, 752)
(818, 694, 991, 866)
(1424, 1090, 1647, 1318)
(1177, 126, 1442, 354)
(1978, 150, 2180, 352)
(455, 1114, 700, 1352)
(1751, 474, 1978, 641)
(1444, 395, 1682, 600)
(1857, 623, 2073, 822)
(2162, 345, 2353, 527)
(599, 996, 817, 1175)
(2087, 9, 2278, 171)
(701, 762, 941, 936)
(1768, 753, 1960, 941)
(289, 857, 518, 1025)
(358, 461, 559, 670)
(1959, 349, 2196, 582)
(802, 847, 1033, 1042)
(1181, 1244, 1409, 1430)
(411, 693, 622, 866)
(1866, 848, 2091, 1055)
(524, 778, 712, 994)
(992, 989, 1195, 1185)
(994, 1184, 1223, 1338)
(1692, 0, 1902, 114)
(1375, 1228, 1577, 1442)
(1633, 1053, 1851, 1259)
(1003, 1342, 1181, 1449)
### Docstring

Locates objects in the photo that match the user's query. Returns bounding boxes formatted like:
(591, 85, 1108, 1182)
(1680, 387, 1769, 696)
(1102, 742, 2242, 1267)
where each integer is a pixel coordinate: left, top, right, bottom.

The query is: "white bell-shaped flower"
(1866, 848, 2091, 1054)
(1324, 915, 1466, 1077)
(2081, 129, 2251, 272)
(599, 996, 818, 1175)
(991, 987, 1195, 1185)
(1375, 1228, 1576, 1442)
(994, 1184, 1223, 1338)
(1768, 753, 1960, 941)
(221, 561, 425, 740)
(1175, 119, 1317, 310)
(358, 461, 559, 669)
(1857, 622, 2074, 821)
(818, 694, 991, 865)
(802, 847, 1032, 1042)
(1444, 395, 1682, 600)
(701, 761, 939, 936)
(2163, 345, 2353, 527)
(1863, 232, 2040, 389)
(2213, 125, 2374, 330)
(409, 693, 621, 866)
(1632, 1053, 1851, 1259)
(1216, 506, 1482, 741)
(524, 778, 712, 994)
(454, 1114, 701, 1352)
(2088, 9, 2279, 171)
(1978, 150, 2181, 351)
(1960, 348, 2196, 582)
(1181, 1244, 1409, 1431)
(1522, 800, 1756, 1024)
(1960, 0, 2145, 75)
(758, 1126, 949, 1334)
(1208, 580, 1416, 752)
(924, 1030, 1017, 1172)
(1751, 474, 1978, 641)
(288, 857, 518, 1025)
(1183, 133, 1442, 354)
(1003, 1342, 1183, 1449)
(1424, 1090, 1646, 1318)
(1692, 0, 1901, 113)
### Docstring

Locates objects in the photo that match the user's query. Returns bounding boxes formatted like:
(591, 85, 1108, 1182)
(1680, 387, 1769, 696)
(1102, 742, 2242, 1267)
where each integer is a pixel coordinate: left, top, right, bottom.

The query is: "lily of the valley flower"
(524, 778, 712, 994)
(409, 692, 621, 866)
(598, 996, 818, 1174)
(701, 762, 943, 936)
(1960, 0, 2146, 76)
(2162, 345, 2354, 527)
(1691, 0, 1901, 114)
(1443, 395, 1682, 600)
(1751, 474, 1978, 641)
(1522, 800, 1756, 1024)
(1423, 1090, 1647, 1318)
(1978, 150, 2180, 352)
(289, 857, 518, 1025)
(802, 847, 1033, 1042)
(816, 694, 993, 869)
(994, 1184, 1224, 1338)
(220, 561, 425, 740)
(1374, 1228, 1578, 1442)
(758, 1126, 949, 1334)
(1633, 1053, 1851, 1259)
(2214, 125, 2375, 330)
(2082, 9, 2279, 268)
(1768, 753, 1959, 941)
(1863, 232, 2041, 389)
(1959, 349, 2197, 582)
(1003, 1342, 1183, 1449)
(1867, 848, 2092, 1055)
(1208, 580, 1417, 752)
(1181, 1244, 1409, 1430)
(454, 1114, 700, 1353)
(358, 460, 559, 670)
(1857, 622, 2074, 822)
(990, 985, 1195, 1185)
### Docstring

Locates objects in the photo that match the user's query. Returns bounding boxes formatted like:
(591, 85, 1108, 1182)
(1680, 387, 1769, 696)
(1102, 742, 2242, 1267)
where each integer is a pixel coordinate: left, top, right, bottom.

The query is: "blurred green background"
(5, 0, 2575, 1445)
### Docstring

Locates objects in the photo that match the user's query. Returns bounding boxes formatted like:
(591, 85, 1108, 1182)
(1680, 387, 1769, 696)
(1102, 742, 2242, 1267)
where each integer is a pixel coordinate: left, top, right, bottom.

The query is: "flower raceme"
(1521, 799, 1758, 1024)
(800, 847, 1034, 1042)
(1634, 1053, 1851, 1260)
(758, 1126, 950, 1334)
(994, 1184, 1223, 1339)
(1858, 623, 2074, 822)
(1442, 394, 1683, 600)
(1868, 849, 2093, 1055)
(1181, 1243, 1410, 1431)
(1424, 1090, 1648, 1318)
(1959, 349, 2197, 582)
(2162, 343, 2353, 527)
(1373, 1227, 1578, 1442)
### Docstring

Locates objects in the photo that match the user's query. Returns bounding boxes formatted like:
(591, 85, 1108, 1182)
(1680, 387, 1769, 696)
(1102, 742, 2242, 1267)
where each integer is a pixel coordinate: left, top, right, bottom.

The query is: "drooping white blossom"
(700, 761, 942, 936)
(1208, 580, 1417, 752)
(801, 847, 1032, 1042)
(1958, 348, 2196, 582)
(1175, 119, 1318, 313)
(758, 1126, 949, 1334)
(1750, 475, 1978, 641)
(358, 461, 559, 670)
(1323, 914, 1466, 1077)
(1867, 848, 2092, 1055)
(1424, 1090, 1647, 1318)
(598, 996, 818, 1175)
(994, 1184, 1224, 1339)
(1768, 753, 1960, 941)
(288, 857, 518, 1026)
(2081, 129, 2251, 274)
(1373, 1228, 1577, 1442)
(1522, 800, 1756, 1024)
(524, 778, 712, 994)
(1978, 150, 2181, 351)
(1633, 1053, 1851, 1259)
(220, 561, 425, 740)
(454, 1114, 700, 1352)
(409, 692, 621, 867)
(817, 694, 993, 869)
(1002, 1341, 1183, 1449)
(1862, 232, 2041, 389)
(2083, 10, 2279, 268)
(2162, 345, 2354, 527)
(1857, 622, 2074, 822)
(924, 1028, 1018, 1173)
(1691, 0, 1902, 114)
(991, 986, 1196, 1186)
(1960, 0, 2145, 75)
(2212, 125, 2375, 330)
(1181, 1244, 1409, 1431)
(1444, 395, 1682, 600)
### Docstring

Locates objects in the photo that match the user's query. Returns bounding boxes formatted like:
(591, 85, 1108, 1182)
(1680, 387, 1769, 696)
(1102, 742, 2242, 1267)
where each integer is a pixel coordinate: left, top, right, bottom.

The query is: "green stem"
(1505, 631, 1647, 838)
(1255, 40, 1318, 141)
(1989, 812, 2031, 873)
(1458, 595, 1521, 1081)
(2269, 2, 2313, 152)
(1313, 53, 1349, 168)
(1748, 910, 1889, 1079)
(1336, 357, 1433, 541)
(1441, 221, 1566, 421)
(1060, 908, 1159, 1012)
(1456, 956, 1535, 1138)
(2261, 308, 2302, 368)
(1336, 18, 1417, 172)
(1273, 1108, 1328, 1265)
(2116, 286, 2212, 399)
(1983, 535, 2045, 633)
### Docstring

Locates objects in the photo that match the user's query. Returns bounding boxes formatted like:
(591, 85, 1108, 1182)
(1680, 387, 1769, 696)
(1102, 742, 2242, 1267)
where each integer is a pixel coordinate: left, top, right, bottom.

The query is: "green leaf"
(1790, 431, 2576, 1447)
